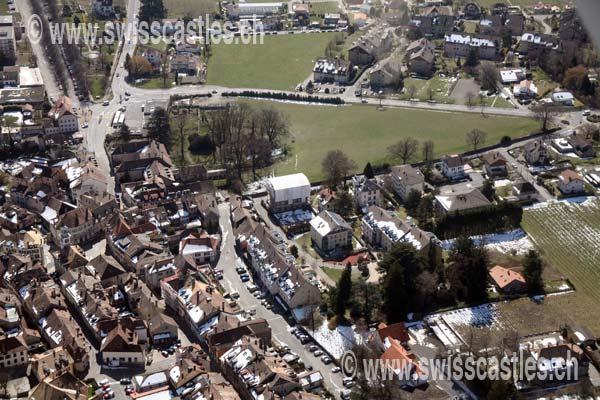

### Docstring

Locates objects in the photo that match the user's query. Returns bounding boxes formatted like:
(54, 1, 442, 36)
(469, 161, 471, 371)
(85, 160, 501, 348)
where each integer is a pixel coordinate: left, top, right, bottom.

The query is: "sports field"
(207, 33, 337, 91)
(522, 199, 600, 301)
(245, 100, 539, 180)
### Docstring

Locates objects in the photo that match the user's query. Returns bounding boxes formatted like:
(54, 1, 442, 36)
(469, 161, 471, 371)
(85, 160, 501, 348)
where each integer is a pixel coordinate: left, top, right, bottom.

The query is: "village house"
(390, 164, 425, 201)
(440, 154, 466, 180)
(92, 0, 114, 18)
(100, 319, 146, 367)
(317, 187, 337, 212)
(170, 54, 201, 76)
(348, 26, 393, 65)
(482, 151, 508, 177)
(369, 57, 402, 88)
(524, 139, 550, 165)
(175, 36, 202, 55)
(292, 3, 310, 26)
(168, 344, 211, 389)
(558, 169, 585, 194)
(406, 38, 436, 76)
(489, 265, 527, 294)
(312, 57, 353, 84)
(513, 79, 538, 99)
(148, 312, 178, 346)
(500, 68, 526, 85)
(568, 134, 597, 159)
(444, 34, 498, 60)
(362, 206, 440, 260)
(512, 181, 538, 201)
(206, 315, 271, 361)
(552, 91, 575, 106)
(309, 210, 353, 256)
(0, 335, 28, 368)
(411, 6, 455, 38)
(353, 176, 381, 209)
(29, 346, 73, 382)
(380, 336, 427, 388)
(179, 232, 220, 265)
(434, 187, 491, 215)
(47, 97, 79, 134)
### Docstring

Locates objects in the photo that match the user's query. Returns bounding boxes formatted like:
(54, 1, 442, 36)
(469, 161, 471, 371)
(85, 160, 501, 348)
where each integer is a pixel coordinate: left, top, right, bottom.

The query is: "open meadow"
(245, 100, 539, 180)
(207, 33, 337, 91)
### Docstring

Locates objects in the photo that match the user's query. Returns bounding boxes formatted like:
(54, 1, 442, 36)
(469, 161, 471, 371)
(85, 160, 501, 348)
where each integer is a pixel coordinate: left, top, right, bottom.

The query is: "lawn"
(309, 1, 341, 14)
(522, 199, 600, 302)
(207, 33, 337, 90)
(164, 0, 219, 17)
(396, 76, 455, 103)
(245, 100, 539, 180)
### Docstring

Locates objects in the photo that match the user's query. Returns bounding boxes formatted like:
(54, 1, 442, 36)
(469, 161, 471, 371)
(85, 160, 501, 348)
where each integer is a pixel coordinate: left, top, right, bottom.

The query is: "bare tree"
(422, 140, 435, 162)
(161, 50, 170, 87)
(466, 129, 488, 151)
(174, 110, 189, 165)
(478, 92, 487, 115)
(427, 87, 435, 101)
(321, 150, 357, 189)
(259, 106, 290, 147)
(407, 85, 417, 99)
(532, 102, 558, 134)
(389, 137, 420, 164)
(478, 61, 499, 91)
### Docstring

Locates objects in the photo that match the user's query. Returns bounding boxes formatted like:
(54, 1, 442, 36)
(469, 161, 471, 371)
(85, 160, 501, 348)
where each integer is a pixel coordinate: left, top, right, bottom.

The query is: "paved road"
(215, 202, 346, 398)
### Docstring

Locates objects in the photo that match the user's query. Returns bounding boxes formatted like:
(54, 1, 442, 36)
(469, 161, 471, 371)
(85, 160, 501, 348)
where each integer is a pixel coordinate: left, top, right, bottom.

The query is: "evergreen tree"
(523, 250, 544, 294)
(404, 189, 422, 215)
(466, 47, 479, 67)
(363, 162, 375, 179)
(147, 107, 171, 146)
(481, 179, 495, 201)
(448, 236, 489, 302)
(335, 263, 353, 319)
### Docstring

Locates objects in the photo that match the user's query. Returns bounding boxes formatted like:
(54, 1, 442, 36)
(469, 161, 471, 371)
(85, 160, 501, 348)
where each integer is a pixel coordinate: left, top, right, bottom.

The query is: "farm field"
(522, 199, 600, 302)
(245, 100, 539, 181)
(207, 33, 337, 91)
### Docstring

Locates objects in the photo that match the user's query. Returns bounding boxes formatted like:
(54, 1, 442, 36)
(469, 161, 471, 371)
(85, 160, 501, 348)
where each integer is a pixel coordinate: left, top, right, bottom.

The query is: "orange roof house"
(489, 265, 527, 294)
(380, 337, 427, 387)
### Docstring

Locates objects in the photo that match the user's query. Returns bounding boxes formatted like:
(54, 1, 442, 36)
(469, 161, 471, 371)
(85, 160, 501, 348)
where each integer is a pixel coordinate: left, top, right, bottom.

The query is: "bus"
(117, 112, 125, 129)
(112, 111, 122, 129)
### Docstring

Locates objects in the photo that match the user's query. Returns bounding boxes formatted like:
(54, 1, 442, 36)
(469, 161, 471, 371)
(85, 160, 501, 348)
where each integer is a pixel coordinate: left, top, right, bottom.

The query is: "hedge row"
(221, 91, 345, 105)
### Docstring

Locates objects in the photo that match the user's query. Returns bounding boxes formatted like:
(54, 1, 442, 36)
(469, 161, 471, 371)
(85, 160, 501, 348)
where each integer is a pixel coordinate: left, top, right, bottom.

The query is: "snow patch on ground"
(312, 321, 361, 360)
(442, 229, 535, 255)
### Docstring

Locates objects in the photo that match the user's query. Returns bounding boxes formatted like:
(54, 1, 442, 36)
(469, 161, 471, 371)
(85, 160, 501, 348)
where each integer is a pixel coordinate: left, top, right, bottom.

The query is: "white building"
(353, 176, 380, 209)
(552, 91, 575, 106)
(265, 173, 311, 212)
(443, 34, 497, 60)
(440, 154, 466, 180)
(558, 169, 585, 194)
(309, 210, 352, 254)
(390, 165, 424, 201)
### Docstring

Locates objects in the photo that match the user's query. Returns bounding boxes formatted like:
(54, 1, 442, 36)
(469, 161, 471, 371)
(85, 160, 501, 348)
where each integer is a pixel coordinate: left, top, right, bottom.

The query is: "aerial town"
(0, 0, 599, 399)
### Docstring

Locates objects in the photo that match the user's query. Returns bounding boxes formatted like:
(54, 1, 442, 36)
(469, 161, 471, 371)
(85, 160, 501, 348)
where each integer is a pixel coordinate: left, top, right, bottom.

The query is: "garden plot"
(522, 198, 600, 301)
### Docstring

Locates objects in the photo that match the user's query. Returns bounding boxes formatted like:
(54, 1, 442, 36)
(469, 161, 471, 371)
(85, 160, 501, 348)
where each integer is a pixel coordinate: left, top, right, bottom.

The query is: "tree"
(388, 137, 419, 164)
(380, 243, 426, 322)
(478, 61, 499, 91)
(422, 140, 434, 162)
(335, 263, 353, 319)
(174, 110, 189, 165)
(363, 162, 375, 179)
(126, 55, 153, 79)
(124, 53, 131, 72)
(333, 190, 355, 217)
(487, 379, 516, 400)
(564, 65, 594, 96)
(189, 134, 215, 155)
(466, 47, 479, 67)
(322, 150, 356, 189)
(404, 189, 422, 215)
(147, 107, 171, 145)
(289, 245, 299, 258)
(523, 250, 544, 294)
(259, 106, 290, 147)
(139, 0, 167, 23)
(447, 236, 489, 302)
(161, 51, 170, 87)
(532, 102, 557, 133)
(466, 91, 476, 107)
(466, 129, 488, 151)
(407, 85, 417, 99)
(481, 179, 495, 201)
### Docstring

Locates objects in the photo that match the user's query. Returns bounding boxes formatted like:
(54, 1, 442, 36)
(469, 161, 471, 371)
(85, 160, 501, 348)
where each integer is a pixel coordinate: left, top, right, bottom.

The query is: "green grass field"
(245, 100, 539, 180)
(310, 1, 341, 14)
(475, 0, 569, 7)
(207, 33, 337, 90)
(522, 199, 600, 302)
(164, 0, 219, 17)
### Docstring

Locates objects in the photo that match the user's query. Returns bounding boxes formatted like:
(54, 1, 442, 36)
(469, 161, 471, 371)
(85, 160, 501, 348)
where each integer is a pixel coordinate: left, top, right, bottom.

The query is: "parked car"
(321, 355, 332, 364)
(120, 378, 131, 385)
(240, 274, 250, 282)
(332, 366, 341, 373)
(313, 350, 323, 357)
(308, 345, 319, 352)
(81, 122, 88, 129)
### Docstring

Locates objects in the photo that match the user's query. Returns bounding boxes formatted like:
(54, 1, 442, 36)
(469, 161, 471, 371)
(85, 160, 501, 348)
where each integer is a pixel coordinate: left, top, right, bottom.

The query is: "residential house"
(29, 346, 73, 382)
(500, 68, 525, 85)
(524, 140, 550, 165)
(317, 188, 337, 212)
(292, 3, 310, 26)
(179, 232, 220, 265)
(482, 151, 508, 177)
(140, 47, 162, 71)
(406, 38, 435, 76)
(92, 0, 114, 18)
(370, 321, 410, 349)
(512, 181, 537, 201)
(557, 169, 585, 194)
(463, 2, 482, 19)
(264, 173, 311, 213)
(369, 57, 402, 88)
(362, 206, 440, 258)
(309, 210, 352, 255)
(440, 154, 466, 180)
(390, 164, 425, 201)
(434, 188, 491, 215)
(489, 265, 526, 294)
(513, 79, 538, 98)
(444, 34, 498, 60)
(353, 176, 380, 208)
(47, 97, 79, 134)
(100, 320, 145, 367)
(168, 344, 211, 389)
(323, 13, 340, 27)
(411, 7, 455, 38)
(49, 207, 102, 248)
(0, 335, 28, 368)
(0, 16, 16, 61)
(170, 54, 200, 75)
(551, 91, 575, 106)
(148, 312, 178, 346)
(206, 316, 271, 361)
(568, 134, 597, 158)
(312, 57, 352, 84)
(348, 27, 393, 65)
(176, 36, 202, 55)
(380, 336, 427, 388)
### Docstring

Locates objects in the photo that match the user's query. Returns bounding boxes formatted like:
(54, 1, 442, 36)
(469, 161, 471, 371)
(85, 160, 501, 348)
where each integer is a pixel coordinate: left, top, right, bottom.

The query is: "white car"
(81, 123, 88, 129)
(313, 350, 323, 357)
(582, 109, 591, 116)
(331, 366, 341, 373)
